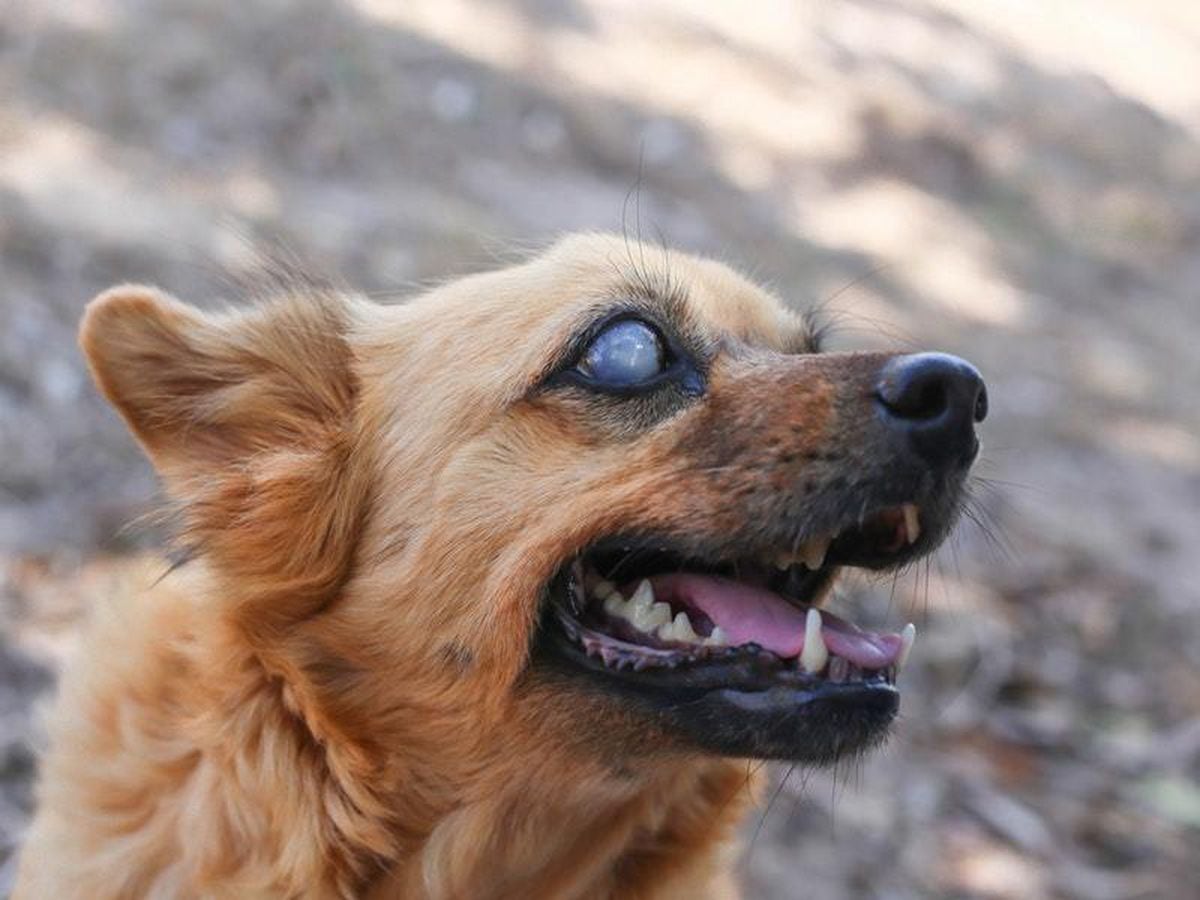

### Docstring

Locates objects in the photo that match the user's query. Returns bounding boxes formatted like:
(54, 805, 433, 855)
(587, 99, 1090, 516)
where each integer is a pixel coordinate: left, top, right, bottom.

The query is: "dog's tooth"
(624, 581, 660, 633)
(592, 578, 617, 600)
(569, 558, 586, 608)
(658, 612, 699, 644)
(707, 626, 728, 646)
(630, 599, 671, 633)
(630, 579, 655, 611)
(773, 552, 793, 571)
(603, 593, 627, 617)
(897, 622, 916, 671)
(902, 504, 921, 545)
(671, 612, 698, 643)
(800, 607, 829, 673)
(800, 536, 830, 570)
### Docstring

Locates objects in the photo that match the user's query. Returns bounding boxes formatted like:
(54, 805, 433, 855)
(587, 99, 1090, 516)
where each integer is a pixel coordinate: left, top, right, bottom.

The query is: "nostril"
(885, 377, 949, 422)
(877, 354, 973, 423)
(974, 383, 989, 423)
(876, 352, 986, 467)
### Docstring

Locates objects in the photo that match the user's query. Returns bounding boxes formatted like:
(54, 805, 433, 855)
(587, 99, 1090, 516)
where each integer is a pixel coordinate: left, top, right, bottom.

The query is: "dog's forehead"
(673, 256, 801, 350)
(363, 235, 817, 403)
(543, 234, 809, 351)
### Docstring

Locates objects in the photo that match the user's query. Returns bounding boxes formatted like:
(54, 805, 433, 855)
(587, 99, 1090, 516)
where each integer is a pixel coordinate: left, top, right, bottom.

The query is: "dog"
(14, 234, 986, 898)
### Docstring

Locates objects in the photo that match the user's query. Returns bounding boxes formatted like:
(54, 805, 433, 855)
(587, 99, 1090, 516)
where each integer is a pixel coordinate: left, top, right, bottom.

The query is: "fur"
(13, 234, 864, 898)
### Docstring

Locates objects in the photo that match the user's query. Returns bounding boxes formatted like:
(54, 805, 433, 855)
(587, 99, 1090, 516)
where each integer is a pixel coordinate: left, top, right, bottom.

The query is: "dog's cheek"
(513, 671, 690, 764)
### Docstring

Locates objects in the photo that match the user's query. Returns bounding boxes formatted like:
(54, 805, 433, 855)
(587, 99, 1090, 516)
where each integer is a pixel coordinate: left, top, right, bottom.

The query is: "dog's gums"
(556, 505, 921, 673)
(16, 234, 986, 898)
(534, 500, 935, 760)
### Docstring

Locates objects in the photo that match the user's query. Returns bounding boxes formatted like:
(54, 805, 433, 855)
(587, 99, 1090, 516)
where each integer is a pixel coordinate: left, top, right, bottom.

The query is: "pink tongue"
(647, 573, 902, 670)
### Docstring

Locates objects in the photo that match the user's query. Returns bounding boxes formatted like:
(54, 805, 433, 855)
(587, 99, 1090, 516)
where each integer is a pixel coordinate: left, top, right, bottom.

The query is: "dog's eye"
(577, 319, 667, 387)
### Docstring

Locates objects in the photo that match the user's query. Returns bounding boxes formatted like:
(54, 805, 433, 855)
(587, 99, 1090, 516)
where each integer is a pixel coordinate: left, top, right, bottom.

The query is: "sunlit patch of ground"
(1, 1, 1198, 895)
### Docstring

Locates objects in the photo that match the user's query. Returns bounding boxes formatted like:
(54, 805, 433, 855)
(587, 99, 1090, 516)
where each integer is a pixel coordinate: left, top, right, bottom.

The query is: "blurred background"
(2, 1, 1199, 896)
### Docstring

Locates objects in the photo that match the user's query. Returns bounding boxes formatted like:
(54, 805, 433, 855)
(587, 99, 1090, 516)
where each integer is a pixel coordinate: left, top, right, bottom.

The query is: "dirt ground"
(2, 1, 1199, 897)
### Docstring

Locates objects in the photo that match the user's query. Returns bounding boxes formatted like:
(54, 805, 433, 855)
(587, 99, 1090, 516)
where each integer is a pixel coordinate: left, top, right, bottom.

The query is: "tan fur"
(12, 234, 860, 898)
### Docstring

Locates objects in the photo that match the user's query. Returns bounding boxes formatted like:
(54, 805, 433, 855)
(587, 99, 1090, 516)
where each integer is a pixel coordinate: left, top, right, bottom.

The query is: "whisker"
(747, 763, 797, 860)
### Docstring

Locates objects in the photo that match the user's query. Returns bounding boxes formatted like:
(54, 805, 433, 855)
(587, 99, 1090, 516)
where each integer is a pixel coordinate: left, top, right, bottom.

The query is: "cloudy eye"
(577, 319, 667, 388)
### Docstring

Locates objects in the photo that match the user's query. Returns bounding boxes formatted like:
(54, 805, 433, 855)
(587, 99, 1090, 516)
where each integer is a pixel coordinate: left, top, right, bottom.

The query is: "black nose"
(876, 352, 987, 468)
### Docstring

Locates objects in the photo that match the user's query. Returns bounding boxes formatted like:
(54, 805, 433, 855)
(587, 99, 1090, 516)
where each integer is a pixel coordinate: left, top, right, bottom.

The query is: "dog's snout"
(875, 352, 987, 467)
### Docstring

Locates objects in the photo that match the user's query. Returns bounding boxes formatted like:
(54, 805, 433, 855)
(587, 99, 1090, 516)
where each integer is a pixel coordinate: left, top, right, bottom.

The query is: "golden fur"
(12, 234, 861, 898)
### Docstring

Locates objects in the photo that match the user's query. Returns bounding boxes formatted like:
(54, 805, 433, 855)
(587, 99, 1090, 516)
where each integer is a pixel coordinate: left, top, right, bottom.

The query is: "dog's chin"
(530, 499, 952, 763)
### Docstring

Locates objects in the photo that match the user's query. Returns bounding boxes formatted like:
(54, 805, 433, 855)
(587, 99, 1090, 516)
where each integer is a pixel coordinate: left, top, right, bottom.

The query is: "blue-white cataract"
(581, 319, 664, 386)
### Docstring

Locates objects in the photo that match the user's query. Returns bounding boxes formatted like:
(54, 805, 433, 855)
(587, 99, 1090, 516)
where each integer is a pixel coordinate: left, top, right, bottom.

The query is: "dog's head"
(82, 234, 985, 773)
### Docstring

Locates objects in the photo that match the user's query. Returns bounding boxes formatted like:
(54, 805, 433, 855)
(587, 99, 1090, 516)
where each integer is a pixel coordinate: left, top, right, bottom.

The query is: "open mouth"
(536, 502, 929, 761)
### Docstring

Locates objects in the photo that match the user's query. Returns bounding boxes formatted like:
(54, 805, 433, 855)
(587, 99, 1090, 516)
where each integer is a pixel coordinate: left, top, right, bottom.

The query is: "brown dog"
(15, 234, 986, 898)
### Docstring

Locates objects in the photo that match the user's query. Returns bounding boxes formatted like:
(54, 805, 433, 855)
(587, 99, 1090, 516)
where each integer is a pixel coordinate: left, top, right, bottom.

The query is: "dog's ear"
(81, 284, 358, 482)
(81, 285, 369, 622)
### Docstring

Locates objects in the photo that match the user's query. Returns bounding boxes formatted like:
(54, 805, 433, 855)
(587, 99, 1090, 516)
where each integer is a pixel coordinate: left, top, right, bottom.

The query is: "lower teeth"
(568, 564, 907, 683)
(598, 578, 727, 649)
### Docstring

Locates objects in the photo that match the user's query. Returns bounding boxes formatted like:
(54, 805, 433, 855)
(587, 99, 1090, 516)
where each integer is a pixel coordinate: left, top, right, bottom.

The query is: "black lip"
(583, 535, 837, 605)
(534, 625, 899, 761)
(529, 487, 956, 762)
(532, 543, 902, 761)
(579, 494, 936, 586)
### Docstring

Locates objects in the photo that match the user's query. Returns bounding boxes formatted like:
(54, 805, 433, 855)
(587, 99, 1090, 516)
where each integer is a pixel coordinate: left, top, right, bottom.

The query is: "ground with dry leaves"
(2, 2, 1198, 897)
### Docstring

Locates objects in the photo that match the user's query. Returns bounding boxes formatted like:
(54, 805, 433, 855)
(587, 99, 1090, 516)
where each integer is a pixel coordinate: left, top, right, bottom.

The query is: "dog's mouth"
(536, 503, 931, 761)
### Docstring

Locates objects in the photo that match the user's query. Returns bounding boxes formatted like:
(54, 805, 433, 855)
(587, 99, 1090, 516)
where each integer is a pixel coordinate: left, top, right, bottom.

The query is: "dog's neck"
(181, 604, 759, 898)
(366, 741, 755, 898)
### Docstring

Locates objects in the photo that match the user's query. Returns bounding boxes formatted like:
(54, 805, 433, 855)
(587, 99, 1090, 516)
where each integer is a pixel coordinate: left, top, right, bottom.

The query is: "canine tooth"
(800, 536, 830, 570)
(801, 607, 828, 673)
(897, 622, 916, 670)
(903, 504, 920, 544)
(707, 626, 728, 646)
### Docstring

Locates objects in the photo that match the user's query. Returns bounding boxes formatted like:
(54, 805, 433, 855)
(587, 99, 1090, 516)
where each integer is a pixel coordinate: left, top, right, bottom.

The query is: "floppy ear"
(81, 285, 371, 622)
